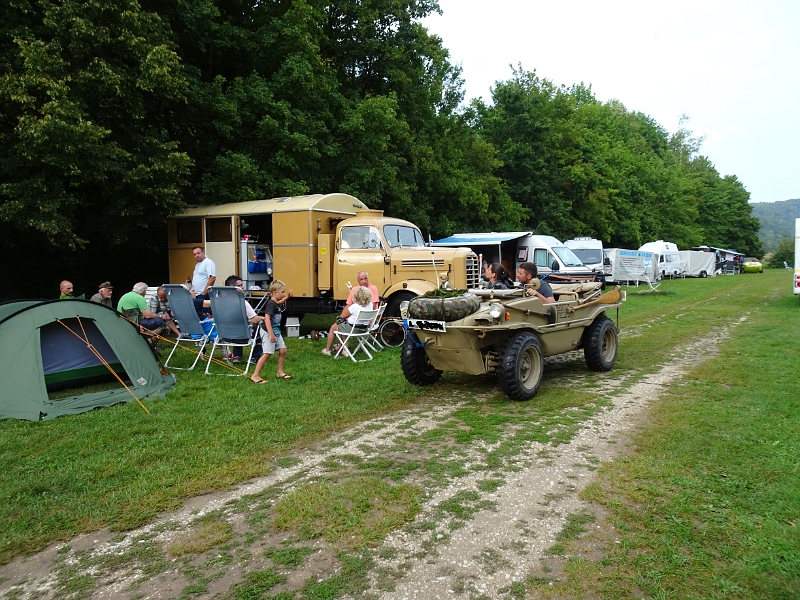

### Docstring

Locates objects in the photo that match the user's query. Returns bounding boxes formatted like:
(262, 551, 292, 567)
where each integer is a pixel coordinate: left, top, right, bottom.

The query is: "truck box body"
(168, 194, 480, 315)
(678, 250, 716, 278)
(638, 240, 682, 278)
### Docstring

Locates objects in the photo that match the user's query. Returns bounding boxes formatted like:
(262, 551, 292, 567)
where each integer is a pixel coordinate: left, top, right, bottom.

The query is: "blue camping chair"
(206, 286, 258, 376)
(163, 284, 214, 370)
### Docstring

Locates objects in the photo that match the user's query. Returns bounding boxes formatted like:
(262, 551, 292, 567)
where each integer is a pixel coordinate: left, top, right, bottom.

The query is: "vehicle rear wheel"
(583, 314, 618, 371)
(699, 270, 707, 278)
(498, 331, 543, 401)
(386, 291, 416, 318)
(401, 332, 441, 386)
(378, 319, 406, 347)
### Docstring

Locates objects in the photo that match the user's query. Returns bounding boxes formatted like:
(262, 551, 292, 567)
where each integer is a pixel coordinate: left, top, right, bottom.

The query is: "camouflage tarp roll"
(408, 293, 481, 322)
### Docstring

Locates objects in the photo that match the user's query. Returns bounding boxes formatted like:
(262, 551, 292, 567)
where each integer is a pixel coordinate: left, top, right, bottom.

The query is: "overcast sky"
(422, 0, 799, 204)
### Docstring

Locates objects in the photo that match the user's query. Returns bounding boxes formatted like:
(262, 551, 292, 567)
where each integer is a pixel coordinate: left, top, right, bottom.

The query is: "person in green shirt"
(59, 280, 74, 299)
(117, 282, 169, 331)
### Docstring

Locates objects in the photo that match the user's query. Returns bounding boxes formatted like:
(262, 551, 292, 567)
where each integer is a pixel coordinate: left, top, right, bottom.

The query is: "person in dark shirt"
(517, 262, 555, 302)
(486, 262, 514, 290)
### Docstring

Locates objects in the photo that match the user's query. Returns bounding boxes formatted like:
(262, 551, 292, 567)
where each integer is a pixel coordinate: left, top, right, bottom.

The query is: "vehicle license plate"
(406, 318, 446, 332)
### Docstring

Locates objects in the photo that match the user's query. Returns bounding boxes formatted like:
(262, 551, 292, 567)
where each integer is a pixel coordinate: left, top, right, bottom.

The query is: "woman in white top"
(321, 286, 373, 356)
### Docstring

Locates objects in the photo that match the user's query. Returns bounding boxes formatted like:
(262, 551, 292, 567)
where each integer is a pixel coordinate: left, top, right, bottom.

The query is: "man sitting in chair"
(117, 282, 171, 332)
(148, 286, 180, 336)
(517, 262, 555, 303)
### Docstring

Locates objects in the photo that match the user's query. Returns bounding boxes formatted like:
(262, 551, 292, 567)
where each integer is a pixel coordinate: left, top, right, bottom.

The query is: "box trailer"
(678, 250, 716, 278)
(604, 248, 659, 285)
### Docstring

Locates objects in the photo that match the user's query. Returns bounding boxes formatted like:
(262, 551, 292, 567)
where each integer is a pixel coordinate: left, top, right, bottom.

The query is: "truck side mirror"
(551, 260, 560, 272)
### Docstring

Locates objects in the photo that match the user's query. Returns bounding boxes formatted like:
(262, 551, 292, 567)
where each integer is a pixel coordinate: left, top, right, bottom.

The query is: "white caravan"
(678, 250, 716, 278)
(430, 232, 598, 279)
(564, 237, 607, 272)
(795, 218, 800, 295)
(638, 240, 682, 278)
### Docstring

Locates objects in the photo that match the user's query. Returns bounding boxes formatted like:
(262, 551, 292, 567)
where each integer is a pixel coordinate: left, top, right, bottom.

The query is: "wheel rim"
(601, 328, 616, 361)
(519, 345, 541, 389)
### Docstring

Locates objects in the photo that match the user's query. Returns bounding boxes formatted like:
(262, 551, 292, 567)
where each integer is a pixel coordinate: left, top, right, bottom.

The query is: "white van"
(638, 240, 682, 278)
(430, 231, 597, 278)
(564, 237, 606, 272)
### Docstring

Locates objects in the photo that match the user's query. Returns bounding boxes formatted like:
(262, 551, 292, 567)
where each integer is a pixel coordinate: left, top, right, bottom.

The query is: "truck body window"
(177, 219, 202, 244)
(533, 248, 553, 268)
(206, 217, 232, 242)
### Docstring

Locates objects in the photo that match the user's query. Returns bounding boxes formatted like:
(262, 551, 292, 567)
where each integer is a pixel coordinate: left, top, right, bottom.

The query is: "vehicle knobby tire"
(401, 332, 441, 386)
(583, 314, 618, 371)
(498, 331, 544, 401)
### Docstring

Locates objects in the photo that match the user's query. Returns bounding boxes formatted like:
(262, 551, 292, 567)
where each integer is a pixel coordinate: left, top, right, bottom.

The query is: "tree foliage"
(1, 2, 762, 296)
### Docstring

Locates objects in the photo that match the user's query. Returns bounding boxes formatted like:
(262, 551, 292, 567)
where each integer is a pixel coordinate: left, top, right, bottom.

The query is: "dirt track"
(0, 318, 742, 599)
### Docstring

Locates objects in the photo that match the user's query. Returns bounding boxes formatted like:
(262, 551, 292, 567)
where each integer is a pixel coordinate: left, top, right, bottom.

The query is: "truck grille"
(401, 259, 446, 267)
(466, 254, 480, 289)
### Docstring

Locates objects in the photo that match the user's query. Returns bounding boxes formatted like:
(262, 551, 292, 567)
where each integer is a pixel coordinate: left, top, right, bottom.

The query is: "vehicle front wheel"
(498, 331, 544, 401)
(386, 291, 416, 318)
(583, 314, 618, 371)
(401, 332, 441, 386)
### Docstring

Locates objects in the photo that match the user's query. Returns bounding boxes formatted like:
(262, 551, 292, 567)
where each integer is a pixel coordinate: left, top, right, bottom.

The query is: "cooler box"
(285, 317, 300, 338)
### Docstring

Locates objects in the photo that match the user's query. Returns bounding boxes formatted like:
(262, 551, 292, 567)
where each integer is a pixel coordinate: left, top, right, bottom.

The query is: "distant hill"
(750, 199, 800, 253)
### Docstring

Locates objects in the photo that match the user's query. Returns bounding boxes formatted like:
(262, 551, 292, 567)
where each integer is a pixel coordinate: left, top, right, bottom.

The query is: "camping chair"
(364, 303, 387, 352)
(162, 284, 214, 370)
(206, 286, 258, 375)
(334, 308, 379, 362)
(785, 261, 793, 271)
(641, 274, 661, 292)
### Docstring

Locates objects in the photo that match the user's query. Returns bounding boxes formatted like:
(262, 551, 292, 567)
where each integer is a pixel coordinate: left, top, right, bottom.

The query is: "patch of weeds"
(273, 476, 421, 547)
(501, 540, 529, 555)
(301, 551, 372, 598)
(199, 549, 234, 569)
(168, 515, 233, 557)
(544, 542, 566, 555)
(500, 580, 526, 599)
(227, 568, 286, 599)
(476, 478, 504, 493)
(378, 546, 398, 560)
(556, 512, 596, 543)
(474, 547, 511, 575)
(274, 456, 301, 469)
(265, 546, 313, 568)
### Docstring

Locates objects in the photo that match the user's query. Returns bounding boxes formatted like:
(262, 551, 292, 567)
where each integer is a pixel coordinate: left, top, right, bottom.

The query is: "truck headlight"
(488, 303, 503, 319)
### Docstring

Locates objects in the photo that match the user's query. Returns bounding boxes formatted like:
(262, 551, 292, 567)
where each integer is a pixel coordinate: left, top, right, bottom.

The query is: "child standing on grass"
(250, 280, 294, 384)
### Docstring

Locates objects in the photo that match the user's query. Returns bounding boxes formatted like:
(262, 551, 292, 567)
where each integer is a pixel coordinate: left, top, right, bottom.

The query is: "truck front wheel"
(499, 332, 543, 401)
(583, 315, 618, 371)
(401, 332, 441, 386)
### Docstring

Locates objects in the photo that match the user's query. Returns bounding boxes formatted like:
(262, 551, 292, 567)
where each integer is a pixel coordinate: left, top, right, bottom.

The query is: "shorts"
(259, 329, 286, 355)
(140, 317, 165, 331)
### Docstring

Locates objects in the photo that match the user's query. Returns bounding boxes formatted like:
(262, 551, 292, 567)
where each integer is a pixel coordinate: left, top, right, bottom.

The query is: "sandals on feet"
(250, 378, 268, 384)
(277, 374, 294, 380)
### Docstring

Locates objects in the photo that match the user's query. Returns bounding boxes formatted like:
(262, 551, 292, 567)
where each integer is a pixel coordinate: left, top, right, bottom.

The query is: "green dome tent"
(0, 299, 175, 421)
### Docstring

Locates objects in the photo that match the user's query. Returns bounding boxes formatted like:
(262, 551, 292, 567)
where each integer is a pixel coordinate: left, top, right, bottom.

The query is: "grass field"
(1, 270, 798, 598)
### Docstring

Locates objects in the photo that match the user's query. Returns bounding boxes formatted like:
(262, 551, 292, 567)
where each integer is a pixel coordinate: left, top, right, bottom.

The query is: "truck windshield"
(340, 226, 384, 250)
(553, 246, 585, 267)
(384, 225, 425, 248)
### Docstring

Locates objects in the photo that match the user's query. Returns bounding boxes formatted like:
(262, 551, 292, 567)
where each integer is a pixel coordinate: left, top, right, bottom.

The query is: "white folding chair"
(333, 309, 379, 362)
(364, 303, 387, 352)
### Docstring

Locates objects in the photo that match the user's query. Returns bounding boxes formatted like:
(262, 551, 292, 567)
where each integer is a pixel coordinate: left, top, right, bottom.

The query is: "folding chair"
(334, 309, 379, 362)
(364, 303, 387, 352)
(641, 274, 661, 292)
(163, 284, 214, 370)
(206, 286, 258, 375)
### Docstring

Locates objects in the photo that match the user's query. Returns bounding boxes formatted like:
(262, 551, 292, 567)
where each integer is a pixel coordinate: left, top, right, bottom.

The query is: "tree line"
(0, 0, 762, 295)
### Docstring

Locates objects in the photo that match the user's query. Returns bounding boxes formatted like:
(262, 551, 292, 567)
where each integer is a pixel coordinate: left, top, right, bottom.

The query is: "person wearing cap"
(90, 282, 114, 308)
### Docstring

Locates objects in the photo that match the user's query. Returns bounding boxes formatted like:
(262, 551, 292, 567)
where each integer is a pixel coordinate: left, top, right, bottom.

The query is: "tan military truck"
(167, 193, 480, 316)
(401, 282, 624, 400)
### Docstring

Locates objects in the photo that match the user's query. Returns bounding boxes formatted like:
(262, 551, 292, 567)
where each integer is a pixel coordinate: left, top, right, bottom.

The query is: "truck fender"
(382, 279, 439, 300)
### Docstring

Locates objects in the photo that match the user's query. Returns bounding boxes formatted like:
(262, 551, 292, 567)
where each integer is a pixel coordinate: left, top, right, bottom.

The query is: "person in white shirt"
(191, 246, 216, 298)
